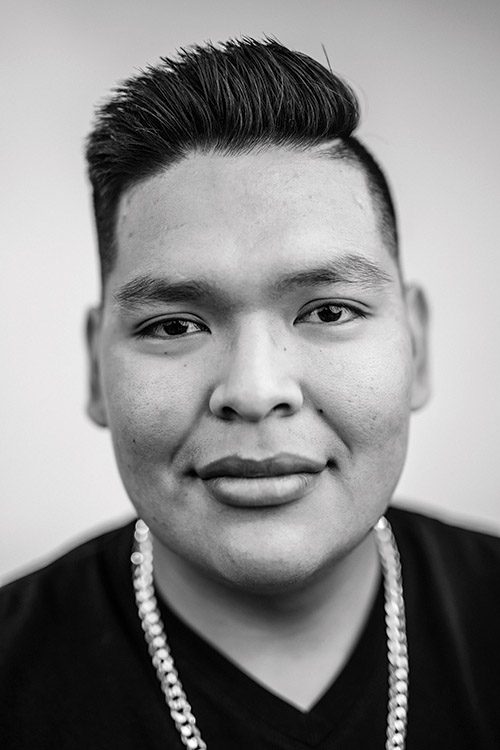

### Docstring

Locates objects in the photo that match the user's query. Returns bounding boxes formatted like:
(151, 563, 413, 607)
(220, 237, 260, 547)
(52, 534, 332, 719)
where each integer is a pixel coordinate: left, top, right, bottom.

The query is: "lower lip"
(203, 472, 322, 507)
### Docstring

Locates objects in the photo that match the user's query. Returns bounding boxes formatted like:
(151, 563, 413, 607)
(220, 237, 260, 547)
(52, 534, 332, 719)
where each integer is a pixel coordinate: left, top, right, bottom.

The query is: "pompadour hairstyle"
(86, 37, 398, 284)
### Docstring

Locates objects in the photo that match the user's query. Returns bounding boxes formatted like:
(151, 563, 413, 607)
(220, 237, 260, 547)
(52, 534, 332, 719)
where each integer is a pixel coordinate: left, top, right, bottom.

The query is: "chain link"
(133, 516, 408, 749)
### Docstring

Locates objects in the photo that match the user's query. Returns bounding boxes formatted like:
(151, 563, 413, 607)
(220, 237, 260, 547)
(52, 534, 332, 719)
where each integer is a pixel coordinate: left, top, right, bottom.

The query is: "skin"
(87, 146, 429, 707)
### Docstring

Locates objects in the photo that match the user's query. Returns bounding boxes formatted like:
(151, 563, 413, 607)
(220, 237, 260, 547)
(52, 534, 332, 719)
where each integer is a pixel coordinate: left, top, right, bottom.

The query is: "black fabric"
(1, 507, 500, 749)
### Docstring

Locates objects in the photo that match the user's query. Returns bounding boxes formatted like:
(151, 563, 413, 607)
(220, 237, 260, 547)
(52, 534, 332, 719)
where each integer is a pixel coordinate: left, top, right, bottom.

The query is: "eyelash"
(297, 303, 367, 326)
(135, 303, 366, 340)
(136, 318, 209, 339)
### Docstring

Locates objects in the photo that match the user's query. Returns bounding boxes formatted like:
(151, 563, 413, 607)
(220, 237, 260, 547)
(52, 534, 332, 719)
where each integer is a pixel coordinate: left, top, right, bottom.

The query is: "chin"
(205, 530, 354, 595)
(215, 554, 324, 595)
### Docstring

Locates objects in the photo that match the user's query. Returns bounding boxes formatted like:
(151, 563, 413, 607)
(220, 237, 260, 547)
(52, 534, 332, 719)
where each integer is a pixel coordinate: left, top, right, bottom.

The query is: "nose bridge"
(233, 314, 275, 374)
(209, 315, 303, 421)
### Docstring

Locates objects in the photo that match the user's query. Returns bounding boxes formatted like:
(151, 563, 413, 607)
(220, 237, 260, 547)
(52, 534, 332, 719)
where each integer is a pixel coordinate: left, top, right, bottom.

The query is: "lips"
(196, 453, 326, 507)
(197, 453, 326, 479)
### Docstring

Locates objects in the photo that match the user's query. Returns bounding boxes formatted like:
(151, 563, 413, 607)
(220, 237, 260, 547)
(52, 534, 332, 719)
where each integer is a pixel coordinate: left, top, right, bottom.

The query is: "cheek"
(100, 350, 207, 466)
(310, 333, 414, 449)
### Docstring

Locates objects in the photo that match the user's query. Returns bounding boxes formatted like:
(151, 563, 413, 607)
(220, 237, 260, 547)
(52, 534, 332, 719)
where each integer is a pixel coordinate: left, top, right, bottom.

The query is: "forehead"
(113, 148, 391, 288)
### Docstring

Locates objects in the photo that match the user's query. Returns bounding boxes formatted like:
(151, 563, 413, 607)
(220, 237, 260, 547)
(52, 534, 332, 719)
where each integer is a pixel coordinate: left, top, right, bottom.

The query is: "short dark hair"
(86, 37, 398, 285)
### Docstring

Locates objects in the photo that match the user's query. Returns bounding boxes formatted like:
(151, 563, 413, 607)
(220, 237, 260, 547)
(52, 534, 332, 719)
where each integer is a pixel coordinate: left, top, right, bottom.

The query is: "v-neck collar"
(155, 579, 386, 746)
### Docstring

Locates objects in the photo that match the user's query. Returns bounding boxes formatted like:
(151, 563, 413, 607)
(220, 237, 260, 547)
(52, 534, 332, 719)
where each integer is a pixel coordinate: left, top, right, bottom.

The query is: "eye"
(297, 303, 366, 325)
(136, 317, 209, 339)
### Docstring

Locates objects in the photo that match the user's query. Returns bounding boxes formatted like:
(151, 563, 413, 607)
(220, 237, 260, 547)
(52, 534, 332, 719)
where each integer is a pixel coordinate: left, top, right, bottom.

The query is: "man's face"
(88, 147, 428, 591)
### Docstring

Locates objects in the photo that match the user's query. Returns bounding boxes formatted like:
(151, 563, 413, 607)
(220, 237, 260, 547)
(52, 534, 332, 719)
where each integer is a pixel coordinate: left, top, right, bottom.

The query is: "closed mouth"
(196, 452, 326, 480)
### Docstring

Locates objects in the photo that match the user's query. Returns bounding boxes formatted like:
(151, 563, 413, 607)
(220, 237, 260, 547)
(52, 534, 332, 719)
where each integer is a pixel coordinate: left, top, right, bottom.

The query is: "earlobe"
(405, 284, 431, 411)
(86, 307, 108, 428)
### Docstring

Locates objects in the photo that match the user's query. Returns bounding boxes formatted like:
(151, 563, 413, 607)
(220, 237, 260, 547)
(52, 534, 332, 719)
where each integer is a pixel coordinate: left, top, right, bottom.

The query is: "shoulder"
(386, 506, 500, 739)
(388, 505, 500, 568)
(0, 520, 135, 649)
(387, 505, 500, 606)
(0, 521, 147, 746)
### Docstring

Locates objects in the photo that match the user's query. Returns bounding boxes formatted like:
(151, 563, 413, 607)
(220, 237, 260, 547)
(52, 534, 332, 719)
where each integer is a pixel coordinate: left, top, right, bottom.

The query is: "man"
(1, 37, 499, 749)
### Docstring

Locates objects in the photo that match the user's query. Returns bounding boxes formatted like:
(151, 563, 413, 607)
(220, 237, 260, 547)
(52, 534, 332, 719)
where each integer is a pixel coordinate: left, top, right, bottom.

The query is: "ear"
(85, 307, 108, 428)
(404, 283, 431, 411)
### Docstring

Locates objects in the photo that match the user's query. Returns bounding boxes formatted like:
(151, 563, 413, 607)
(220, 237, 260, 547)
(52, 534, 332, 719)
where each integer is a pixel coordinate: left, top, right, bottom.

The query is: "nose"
(209, 322, 304, 422)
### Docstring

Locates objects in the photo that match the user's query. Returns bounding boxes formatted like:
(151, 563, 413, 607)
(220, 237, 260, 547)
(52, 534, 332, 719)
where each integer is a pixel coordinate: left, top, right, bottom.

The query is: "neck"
(151, 533, 380, 711)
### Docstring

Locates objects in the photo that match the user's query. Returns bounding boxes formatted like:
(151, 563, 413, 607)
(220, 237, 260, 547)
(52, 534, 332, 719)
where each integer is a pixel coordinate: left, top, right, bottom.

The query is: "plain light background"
(2, 0, 499, 584)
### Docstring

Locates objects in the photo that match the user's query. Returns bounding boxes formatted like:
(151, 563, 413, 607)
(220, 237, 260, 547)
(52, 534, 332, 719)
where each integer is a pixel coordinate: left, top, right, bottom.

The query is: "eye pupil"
(162, 320, 189, 336)
(317, 306, 342, 323)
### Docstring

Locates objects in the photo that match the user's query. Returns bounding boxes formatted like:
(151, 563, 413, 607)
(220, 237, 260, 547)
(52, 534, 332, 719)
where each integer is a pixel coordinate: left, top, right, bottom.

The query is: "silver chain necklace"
(131, 515, 408, 749)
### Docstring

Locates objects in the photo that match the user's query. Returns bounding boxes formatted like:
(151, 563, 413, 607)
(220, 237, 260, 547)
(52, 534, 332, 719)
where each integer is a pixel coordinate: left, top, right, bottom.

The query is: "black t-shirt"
(1, 507, 500, 749)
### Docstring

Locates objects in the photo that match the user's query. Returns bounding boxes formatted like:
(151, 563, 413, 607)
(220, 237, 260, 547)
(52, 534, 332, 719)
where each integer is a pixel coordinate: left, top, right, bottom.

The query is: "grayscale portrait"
(1, 3, 500, 748)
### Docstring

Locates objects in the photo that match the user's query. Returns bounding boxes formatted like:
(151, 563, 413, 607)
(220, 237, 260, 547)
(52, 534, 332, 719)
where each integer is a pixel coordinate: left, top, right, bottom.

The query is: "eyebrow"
(113, 253, 393, 311)
(113, 277, 233, 310)
(274, 254, 393, 294)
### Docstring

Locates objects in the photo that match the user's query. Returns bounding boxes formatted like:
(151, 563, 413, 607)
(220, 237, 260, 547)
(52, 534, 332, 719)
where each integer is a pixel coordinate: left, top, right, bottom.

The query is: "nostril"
(220, 405, 238, 420)
(275, 401, 294, 415)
